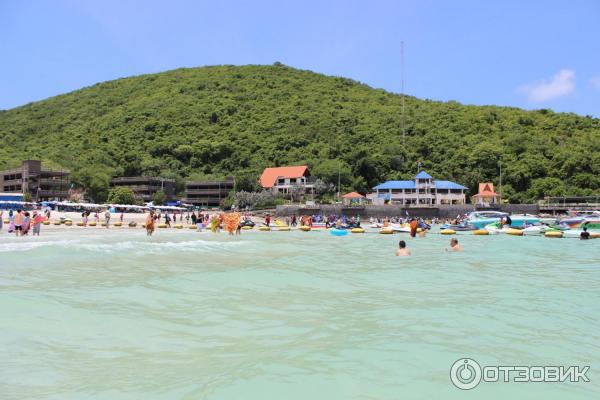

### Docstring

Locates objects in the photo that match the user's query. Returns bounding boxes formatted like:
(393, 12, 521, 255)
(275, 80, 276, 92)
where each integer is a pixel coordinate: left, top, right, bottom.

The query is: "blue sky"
(1, 0, 599, 116)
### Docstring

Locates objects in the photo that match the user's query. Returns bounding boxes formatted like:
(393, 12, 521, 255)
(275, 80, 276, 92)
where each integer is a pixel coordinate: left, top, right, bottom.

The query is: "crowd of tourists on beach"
(0, 209, 49, 236)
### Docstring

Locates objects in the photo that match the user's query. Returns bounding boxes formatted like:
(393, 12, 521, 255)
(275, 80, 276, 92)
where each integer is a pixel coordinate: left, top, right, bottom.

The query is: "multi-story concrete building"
(0, 160, 70, 201)
(259, 165, 315, 195)
(110, 176, 175, 203)
(183, 177, 234, 207)
(370, 171, 467, 205)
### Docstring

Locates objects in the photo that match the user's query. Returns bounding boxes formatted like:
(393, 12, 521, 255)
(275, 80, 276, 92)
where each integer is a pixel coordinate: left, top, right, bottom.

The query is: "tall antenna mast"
(401, 40, 406, 142)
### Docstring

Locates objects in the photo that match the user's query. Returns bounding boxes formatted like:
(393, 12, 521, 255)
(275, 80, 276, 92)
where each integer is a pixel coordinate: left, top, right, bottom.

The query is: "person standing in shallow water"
(14, 209, 23, 237)
(396, 240, 411, 256)
(409, 218, 418, 238)
(31, 210, 44, 236)
(146, 210, 155, 236)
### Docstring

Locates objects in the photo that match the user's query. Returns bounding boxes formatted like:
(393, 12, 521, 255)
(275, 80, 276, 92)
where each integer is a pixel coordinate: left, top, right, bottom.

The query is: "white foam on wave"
(0, 239, 80, 253)
(0, 237, 246, 255)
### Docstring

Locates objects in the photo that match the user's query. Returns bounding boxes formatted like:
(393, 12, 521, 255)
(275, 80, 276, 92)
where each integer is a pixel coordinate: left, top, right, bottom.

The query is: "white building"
(259, 165, 314, 194)
(369, 171, 467, 205)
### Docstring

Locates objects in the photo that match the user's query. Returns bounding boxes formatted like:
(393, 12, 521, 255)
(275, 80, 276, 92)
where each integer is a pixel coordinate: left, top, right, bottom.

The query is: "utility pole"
(337, 163, 341, 202)
(499, 160, 503, 203)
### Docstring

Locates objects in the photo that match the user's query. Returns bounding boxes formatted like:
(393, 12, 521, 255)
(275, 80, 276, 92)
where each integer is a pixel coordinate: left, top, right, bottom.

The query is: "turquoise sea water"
(1, 228, 599, 399)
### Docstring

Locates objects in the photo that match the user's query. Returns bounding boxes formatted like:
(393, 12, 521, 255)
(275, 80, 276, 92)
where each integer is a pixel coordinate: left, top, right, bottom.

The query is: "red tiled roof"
(260, 166, 309, 188)
(342, 191, 365, 199)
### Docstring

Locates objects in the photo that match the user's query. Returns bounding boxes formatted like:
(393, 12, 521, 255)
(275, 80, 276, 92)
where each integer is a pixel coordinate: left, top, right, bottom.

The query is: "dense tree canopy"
(107, 187, 136, 205)
(0, 64, 598, 202)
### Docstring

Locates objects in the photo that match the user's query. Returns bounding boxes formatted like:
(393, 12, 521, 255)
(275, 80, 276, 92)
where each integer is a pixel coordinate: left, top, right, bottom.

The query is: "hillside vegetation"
(0, 63, 598, 202)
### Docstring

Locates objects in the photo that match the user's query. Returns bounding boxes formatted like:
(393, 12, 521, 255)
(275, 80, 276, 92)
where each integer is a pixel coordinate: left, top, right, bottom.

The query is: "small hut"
(342, 192, 366, 205)
(472, 183, 501, 206)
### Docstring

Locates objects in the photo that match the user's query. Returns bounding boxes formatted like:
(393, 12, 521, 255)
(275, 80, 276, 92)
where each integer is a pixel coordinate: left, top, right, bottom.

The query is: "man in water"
(446, 238, 462, 251)
(396, 240, 411, 256)
(14, 209, 23, 236)
(580, 226, 590, 240)
(146, 210, 155, 236)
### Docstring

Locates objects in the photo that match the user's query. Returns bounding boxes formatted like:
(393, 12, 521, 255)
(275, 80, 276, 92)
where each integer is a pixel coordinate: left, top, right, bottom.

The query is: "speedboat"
(390, 223, 411, 233)
(466, 211, 508, 229)
(467, 211, 539, 229)
(581, 214, 600, 230)
(522, 225, 544, 236)
(561, 211, 600, 229)
(440, 223, 477, 231)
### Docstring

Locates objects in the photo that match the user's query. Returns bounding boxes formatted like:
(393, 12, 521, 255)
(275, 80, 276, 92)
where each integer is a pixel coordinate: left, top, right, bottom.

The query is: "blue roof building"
(371, 171, 467, 205)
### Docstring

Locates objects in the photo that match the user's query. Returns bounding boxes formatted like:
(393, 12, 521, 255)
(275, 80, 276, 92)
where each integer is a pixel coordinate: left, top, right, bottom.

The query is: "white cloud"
(518, 69, 575, 103)
(590, 76, 600, 90)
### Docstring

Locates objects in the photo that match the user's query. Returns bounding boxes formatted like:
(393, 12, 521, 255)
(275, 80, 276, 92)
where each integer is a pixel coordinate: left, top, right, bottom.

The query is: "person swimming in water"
(446, 238, 462, 251)
(580, 226, 590, 240)
(396, 240, 411, 256)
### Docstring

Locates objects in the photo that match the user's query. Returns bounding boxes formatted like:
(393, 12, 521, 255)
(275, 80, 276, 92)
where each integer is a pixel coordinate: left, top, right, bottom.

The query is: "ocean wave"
(0, 237, 245, 255)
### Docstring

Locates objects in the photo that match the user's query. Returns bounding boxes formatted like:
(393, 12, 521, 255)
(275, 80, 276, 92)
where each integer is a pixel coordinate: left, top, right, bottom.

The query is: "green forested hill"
(0, 63, 598, 202)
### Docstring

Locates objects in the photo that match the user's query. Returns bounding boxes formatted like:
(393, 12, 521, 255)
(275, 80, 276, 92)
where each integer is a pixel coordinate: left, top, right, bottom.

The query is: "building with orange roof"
(259, 165, 314, 195)
(472, 182, 501, 206)
(342, 191, 366, 205)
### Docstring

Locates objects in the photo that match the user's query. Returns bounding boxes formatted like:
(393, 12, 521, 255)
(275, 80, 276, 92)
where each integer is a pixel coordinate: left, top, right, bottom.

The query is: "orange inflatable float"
(222, 212, 241, 234)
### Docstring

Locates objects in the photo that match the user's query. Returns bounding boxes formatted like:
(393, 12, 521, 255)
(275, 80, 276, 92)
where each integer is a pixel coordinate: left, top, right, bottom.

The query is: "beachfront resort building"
(0, 160, 70, 201)
(369, 171, 467, 205)
(260, 165, 315, 195)
(110, 176, 175, 203)
(183, 177, 235, 207)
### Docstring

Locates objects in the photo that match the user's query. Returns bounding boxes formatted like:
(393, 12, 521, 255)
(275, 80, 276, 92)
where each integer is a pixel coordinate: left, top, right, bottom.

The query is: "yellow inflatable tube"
(506, 228, 523, 236)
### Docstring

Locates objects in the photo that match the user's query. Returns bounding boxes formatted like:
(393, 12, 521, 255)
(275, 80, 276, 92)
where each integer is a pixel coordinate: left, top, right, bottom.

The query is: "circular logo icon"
(450, 358, 482, 390)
